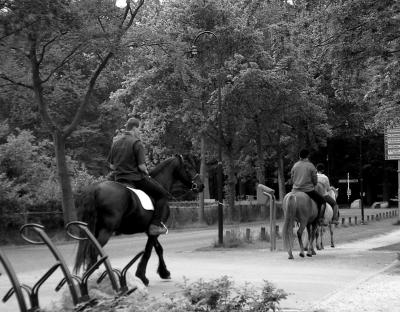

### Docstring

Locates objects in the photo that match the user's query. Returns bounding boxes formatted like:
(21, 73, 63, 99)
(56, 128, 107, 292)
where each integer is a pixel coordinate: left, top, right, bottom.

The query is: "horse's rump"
(285, 191, 318, 223)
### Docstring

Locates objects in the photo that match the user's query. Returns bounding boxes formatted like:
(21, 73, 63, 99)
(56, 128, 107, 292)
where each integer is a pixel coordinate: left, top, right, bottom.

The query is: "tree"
(0, 0, 146, 224)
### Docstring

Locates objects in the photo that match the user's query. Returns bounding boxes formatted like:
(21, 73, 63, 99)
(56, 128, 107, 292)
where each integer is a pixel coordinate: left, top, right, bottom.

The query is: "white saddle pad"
(126, 187, 154, 211)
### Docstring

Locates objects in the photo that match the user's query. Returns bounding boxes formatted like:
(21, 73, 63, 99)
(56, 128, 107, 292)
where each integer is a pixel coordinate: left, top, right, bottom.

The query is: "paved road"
(0, 208, 399, 312)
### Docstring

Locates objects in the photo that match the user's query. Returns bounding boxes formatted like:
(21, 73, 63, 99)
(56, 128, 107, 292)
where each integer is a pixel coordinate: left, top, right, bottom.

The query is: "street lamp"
(358, 119, 365, 224)
(191, 31, 224, 245)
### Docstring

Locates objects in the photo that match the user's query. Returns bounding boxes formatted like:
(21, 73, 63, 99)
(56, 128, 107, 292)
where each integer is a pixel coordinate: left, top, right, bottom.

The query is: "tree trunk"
(277, 149, 286, 201)
(255, 117, 265, 184)
(203, 164, 210, 199)
(224, 152, 236, 222)
(54, 131, 76, 224)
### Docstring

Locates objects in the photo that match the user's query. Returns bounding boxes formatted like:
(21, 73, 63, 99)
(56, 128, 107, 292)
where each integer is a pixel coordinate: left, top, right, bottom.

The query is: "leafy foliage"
(0, 0, 399, 224)
(0, 128, 102, 234)
(60, 276, 287, 312)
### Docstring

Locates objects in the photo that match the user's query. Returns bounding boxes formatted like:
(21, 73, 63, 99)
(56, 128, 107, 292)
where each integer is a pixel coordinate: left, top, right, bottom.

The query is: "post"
(246, 228, 251, 241)
(346, 172, 351, 208)
(257, 184, 276, 251)
(359, 134, 365, 224)
(198, 136, 205, 224)
(398, 160, 400, 222)
(260, 227, 267, 241)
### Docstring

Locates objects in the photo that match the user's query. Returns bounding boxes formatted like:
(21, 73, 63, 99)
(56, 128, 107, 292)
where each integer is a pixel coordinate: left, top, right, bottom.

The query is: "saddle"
(125, 186, 155, 211)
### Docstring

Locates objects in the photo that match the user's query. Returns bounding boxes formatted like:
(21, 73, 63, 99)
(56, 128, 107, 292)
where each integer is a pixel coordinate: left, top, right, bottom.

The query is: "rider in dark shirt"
(107, 117, 169, 236)
(290, 149, 328, 226)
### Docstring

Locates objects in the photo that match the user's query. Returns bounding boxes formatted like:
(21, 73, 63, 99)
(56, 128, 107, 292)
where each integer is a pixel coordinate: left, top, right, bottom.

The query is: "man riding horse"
(290, 149, 328, 226)
(107, 117, 169, 236)
(316, 163, 339, 225)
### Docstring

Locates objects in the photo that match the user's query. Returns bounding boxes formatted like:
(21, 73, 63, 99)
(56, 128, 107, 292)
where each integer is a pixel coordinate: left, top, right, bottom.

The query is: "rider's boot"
(148, 222, 168, 236)
(331, 204, 340, 225)
(319, 204, 328, 226)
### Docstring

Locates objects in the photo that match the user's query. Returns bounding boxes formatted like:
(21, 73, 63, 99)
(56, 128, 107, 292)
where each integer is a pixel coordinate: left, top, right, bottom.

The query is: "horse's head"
(173, 154, 204, 193)
(329, 186, 339, 199)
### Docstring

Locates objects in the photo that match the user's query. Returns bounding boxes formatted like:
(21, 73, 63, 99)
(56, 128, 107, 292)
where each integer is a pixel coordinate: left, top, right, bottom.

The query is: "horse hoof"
(299, 253, 305, 258)
(159, 271, 171, 280)
(135, 272, 149, 286)
(312, 250, 316, 255)
(331, 244, 335, 248)
(288, 255, 294, 260)
(307, 253, 312, 257)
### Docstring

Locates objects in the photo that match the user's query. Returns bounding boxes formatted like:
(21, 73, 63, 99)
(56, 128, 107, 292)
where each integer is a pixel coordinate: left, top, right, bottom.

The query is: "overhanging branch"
(41, 43, 85, 84)
(0, 74, 33, 89)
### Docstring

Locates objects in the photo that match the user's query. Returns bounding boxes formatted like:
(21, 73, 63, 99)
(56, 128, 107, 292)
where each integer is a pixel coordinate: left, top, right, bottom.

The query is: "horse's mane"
(150, 157, 176, 177)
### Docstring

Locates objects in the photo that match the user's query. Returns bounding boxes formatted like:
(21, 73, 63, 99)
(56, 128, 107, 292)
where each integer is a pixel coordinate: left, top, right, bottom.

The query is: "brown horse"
(282, 185, 326, 259)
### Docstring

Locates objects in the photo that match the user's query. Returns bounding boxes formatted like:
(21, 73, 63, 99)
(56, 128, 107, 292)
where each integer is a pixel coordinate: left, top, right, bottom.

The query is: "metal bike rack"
(2, 223, 80, 312)
(0, 248, 28, 312)
(96, 250, 143, 295)
(63, 221, 142, 297)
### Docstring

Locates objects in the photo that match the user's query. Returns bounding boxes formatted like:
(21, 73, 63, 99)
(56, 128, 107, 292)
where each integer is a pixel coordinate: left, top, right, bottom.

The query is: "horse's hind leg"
(307, 224, 318, 257)
(297, 224, 306, 258)
(315, 226, 321, 250)
(316, 226, 324, 250)
(88, 228, 113, 270)
(135, 237, 154, 286)
(153, 238, 171, 280)
(329, 224, 335, 248)
(320, 227, 325, 250)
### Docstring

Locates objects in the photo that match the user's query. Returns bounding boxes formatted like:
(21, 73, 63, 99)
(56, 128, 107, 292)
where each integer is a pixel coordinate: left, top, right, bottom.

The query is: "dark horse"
(74, 154, 204, 286)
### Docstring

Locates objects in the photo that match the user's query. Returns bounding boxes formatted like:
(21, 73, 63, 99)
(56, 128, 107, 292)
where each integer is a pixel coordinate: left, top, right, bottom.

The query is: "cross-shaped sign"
(337, 173, 357, 201)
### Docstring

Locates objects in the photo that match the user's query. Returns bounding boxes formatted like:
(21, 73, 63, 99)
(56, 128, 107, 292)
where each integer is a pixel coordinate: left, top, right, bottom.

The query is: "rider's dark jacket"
(107, 132, 146, 182)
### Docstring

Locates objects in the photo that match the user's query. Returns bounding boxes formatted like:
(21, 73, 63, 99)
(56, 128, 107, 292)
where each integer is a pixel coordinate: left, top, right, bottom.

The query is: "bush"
(0, 129, 104, 239)
(57, 276, 287, 312)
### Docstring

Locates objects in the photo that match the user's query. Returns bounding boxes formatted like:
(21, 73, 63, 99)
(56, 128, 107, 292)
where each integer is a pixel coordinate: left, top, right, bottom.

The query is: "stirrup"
(160, 222, 168, 235)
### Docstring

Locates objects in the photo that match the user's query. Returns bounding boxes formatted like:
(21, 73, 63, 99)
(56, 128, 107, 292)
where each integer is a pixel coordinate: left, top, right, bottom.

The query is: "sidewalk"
(313, 267, 400, 312)
(309, 229, 400, 312)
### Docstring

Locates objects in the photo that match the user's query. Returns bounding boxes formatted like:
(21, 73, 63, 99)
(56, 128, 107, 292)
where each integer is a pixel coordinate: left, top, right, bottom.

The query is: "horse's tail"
(74, 184, 98, 273)
(282, 193, 297, 251)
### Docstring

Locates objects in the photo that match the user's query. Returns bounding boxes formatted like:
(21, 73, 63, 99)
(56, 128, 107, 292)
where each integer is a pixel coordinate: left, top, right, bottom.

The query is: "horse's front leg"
(153, 237, 171, 280)
(135, 236, 154, 286)
(329, 224, 335, 248)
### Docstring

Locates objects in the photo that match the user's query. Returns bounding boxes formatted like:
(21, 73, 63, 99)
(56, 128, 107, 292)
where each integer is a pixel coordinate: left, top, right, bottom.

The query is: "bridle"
(176, 154, 201, 193)
(190, 173, 200, 192)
